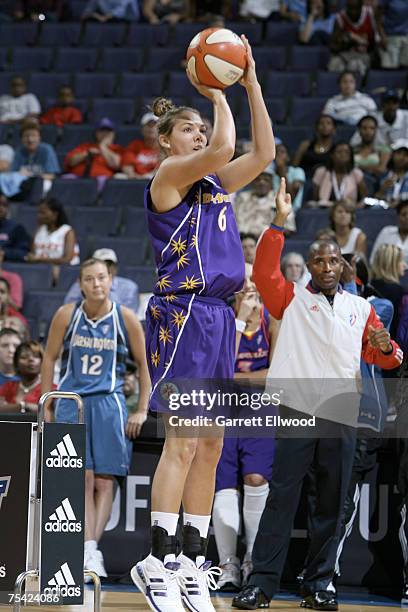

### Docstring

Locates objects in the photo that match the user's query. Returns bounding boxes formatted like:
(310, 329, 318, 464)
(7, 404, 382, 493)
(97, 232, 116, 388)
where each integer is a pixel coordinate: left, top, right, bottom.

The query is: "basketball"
(186, 28, 247, 90)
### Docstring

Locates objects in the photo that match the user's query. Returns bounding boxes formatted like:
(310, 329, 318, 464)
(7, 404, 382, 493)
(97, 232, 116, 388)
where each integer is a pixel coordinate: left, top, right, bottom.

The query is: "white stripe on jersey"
(195, 186, 206, 296)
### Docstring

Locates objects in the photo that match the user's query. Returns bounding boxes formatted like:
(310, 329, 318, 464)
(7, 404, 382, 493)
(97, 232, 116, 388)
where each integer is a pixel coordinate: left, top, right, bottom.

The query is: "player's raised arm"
(217, 36, 275, 194)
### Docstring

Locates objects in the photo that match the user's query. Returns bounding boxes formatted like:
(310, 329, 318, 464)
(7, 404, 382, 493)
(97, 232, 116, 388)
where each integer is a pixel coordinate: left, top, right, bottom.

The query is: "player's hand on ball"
(186, 67, 224, 102)
(126, 411, 147, 439)
(239, 36, 257, 89)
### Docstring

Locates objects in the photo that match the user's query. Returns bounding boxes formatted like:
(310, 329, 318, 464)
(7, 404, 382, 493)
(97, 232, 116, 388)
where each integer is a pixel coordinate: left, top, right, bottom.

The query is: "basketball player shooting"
(130, 35, 276, 612)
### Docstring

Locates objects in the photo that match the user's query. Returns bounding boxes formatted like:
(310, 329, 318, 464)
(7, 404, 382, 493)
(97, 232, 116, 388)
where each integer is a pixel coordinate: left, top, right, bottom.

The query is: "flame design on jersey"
(190, 234, 197, 249)
(151, 349, 160, 367)
(177, 253, 190, 270)
(171, 309, 186, 330)
(159, 325, 172, 345)
(179, 275, 202, 291)
(150, 305, 160, 320)
(171, 236, 187, 257)
(157, 275, 172, 291)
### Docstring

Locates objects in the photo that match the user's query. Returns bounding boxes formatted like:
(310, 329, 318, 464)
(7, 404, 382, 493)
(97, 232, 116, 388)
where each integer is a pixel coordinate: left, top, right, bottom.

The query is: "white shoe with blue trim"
(130, 554, 185, 611)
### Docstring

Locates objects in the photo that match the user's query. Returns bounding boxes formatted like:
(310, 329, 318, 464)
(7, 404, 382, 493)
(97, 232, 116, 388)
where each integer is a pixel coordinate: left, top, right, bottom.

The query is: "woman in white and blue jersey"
(41, 258, 150, 581)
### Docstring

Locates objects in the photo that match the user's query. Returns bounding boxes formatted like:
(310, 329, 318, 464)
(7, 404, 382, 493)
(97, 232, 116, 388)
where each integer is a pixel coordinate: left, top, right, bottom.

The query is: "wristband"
(235, 319, 246, 333)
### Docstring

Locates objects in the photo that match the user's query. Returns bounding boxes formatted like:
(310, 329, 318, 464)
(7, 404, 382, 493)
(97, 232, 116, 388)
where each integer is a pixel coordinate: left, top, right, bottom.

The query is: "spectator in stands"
(235, 167, 296, 236)
(82, 0, 140, 22)
(328, 0, 386, 75)
(379, 0, 408, 69)
(322, 70, 377, 125)
(371, 201, 408, 266)
(0, 76, 41, 125)
(0, 316, 29, 341)
(280, 0, 307, 23)
(122, 112, 160, 179)
(14, 0, 70, 21)
(299, 0, 336, 44)
(64, 118, 123, 178)
(0, 328, 21, 386)
(281, 252, 308, 283)
(353, 115, 390, 174)
(241, 233, 257, 265)
(142, 0, 187, 24)
(371, 244, 407, 336)
(239, 0, 280, 20)
(0, 144, 14, 172)
(329, 200, 367, 254)
(0, 195, 30, 262)
(311, 142, 368, 206)
(375, 140, 408, 206)
(40, 86, 83, 128)
(293, 114, 336, 179)
(274, 144, 305, 212)
(64, 247, 140, 312)
(0, 342, 54, 413)
(26, 198, 80, 280)
(0, 278, 27, 327)
(376, 91, 408, 148)
(11, 120, 60, 178)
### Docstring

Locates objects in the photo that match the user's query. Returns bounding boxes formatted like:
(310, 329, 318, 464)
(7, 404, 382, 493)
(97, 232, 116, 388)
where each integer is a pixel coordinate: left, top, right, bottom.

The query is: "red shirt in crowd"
(2, 305, 28, 327)
(64, 143, 124, 178)
(40, 106, 83, 128)
(0, 271, 23, 309)
(0, 381, 56, 406)
(122, 140, 160, 176)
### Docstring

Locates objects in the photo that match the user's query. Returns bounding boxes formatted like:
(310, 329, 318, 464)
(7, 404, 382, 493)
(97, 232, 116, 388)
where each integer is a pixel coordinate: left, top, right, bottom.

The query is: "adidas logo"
(46, 434, 83, 469)
(44, 562, 81, 598)
(44, 498, 82, 533)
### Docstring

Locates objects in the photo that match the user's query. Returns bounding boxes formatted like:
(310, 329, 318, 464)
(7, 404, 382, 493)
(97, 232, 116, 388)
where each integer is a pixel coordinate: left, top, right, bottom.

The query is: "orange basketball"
(186, 28, 247, 90)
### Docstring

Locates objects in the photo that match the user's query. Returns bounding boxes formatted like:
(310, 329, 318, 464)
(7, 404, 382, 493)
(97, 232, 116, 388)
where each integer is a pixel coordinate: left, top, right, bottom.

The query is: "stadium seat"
(0, 49, 8, 71)
(59, 125, 95, 151)
(282, 238, 311, 258)
(336, 125, 355, 142)
(253, 47, 287, 70)
(92, 236, 148, 266)
(71, 206, 121, 238)
(264, 71, 311, 97)
(10, 205, 37, 236)
(315, 71, 362, 96)
(12, 48, 53, 72)
(68, 0, 85, 19)
(119, 73, 163, 98)
(365, 70, 407, 93)
(37, 23, 82, 47)
(3, 263, 54, 293)
(274, 126, 311, 155)
(122, 207, 148, 237)
(290, 97, 326, 125)
(57, 265, 80, 291)
(99, 48, 144, 73)
(74, 73, 116, 98)
(0, 23, 37, 46)
(295, 209, 329, 238)
(48, 178, 99, 207)
(91, 98, 135, 124)
(238, 97, 287, 125)
(167, 71, 196, 97)
(355, 208, 397, 242)
(290, 46, 330, 71)
(23, 290, 66, 331)
(122, 265, 157, 293)
(100, 180, 147, 208)
(265, 22, 298, 45)
(170, 24, 203, 48)
(115, 126, 142, 146)
(127, 23, 170, 47)
(54, 48, 98, 72)
(190, 97, 215, 119)
(225, 21, 263, 45)
(146, 48, 184, 72)
(0, 72, 29, 95)
(30, 73, 71, 98)
(81, 23, 127, 47)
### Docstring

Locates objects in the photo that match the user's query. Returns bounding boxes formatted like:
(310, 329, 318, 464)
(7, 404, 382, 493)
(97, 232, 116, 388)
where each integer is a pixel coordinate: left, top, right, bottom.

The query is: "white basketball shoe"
(84, 549, 107, 583)
(178, 554, 221, 611)
(130, 554, 185, 611)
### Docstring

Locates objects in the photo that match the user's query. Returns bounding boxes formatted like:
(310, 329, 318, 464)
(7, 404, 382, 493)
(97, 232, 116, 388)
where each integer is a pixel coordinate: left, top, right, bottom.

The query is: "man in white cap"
(121, 112, 160, 179)
(64, 248, 140, 311)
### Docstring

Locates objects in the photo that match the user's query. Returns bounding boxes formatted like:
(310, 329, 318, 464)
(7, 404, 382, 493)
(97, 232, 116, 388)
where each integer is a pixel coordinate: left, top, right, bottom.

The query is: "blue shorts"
(215, 437, 275, 492)
(55, 392, 132, 476)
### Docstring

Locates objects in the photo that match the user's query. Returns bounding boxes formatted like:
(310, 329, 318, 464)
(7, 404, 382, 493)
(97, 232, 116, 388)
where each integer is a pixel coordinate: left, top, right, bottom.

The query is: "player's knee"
(85, 470, 94, 491)
(243, 473, 268, 487)
(165, 438, 198, 466)
(94, 475, 114, 494)
(196, 436, 223, 465)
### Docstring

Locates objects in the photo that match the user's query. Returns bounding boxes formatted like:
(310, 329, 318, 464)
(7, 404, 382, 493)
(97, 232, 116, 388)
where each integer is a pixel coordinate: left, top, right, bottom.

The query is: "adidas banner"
(40, 423, 85, 604)
(0, 422, 34, 604)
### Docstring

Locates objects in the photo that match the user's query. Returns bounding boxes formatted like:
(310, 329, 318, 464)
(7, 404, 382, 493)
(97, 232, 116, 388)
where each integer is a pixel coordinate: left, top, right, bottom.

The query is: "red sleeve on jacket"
(252, 227, 295, 320)
(361, 304, 403, 369)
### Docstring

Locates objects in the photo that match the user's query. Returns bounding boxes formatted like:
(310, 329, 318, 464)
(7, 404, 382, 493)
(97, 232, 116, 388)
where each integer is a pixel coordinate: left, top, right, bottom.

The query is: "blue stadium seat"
(238, 97, 287, 125)
(225, 21, 263, 45)
(12, 205, 37, 236)
(290, 97, 326, 125)
(265, 22, 298, 45)
(0, 23, 38, 46)
(23, 290, 66, 331)
(0, 49, 9, 71)
(91, 98, 135, 124)
(54, 48, 98, 72)
(274, 126, 311, 155)
(282, 238, 311, 258)
(3, 263, 54, 292)
(336, 125, 355, 142)
(59, 125, 95, 151)
(122, 265, 157, 293)
(11, 47, 54, 71)
(71, 206, 121, 238)
(253, 47, 287, 70)
(49, 178, 99, 207)
(355, 208, 397, 242)
(115, 126, 142, 146)
(92, 236, 147, 265)
(0, 72, 29, 95)
(122, 207, 148, 237)
(146, 48, 184, 72)
(315, 70, 361, 96)
(30, 73, 71, 98)
(119, 73, 163, 98)
(101, 180, 147, 208)
(74, 73, 116, 98)
(264, 71, 310, 97)
(99, 48, 144, 73)
(171, 24, 203, 48)
(69, 0, 85, 19)
(57, 265, 80, 291)
(81, 23, 127, 47)
(167, 71, 196, 97)
(127, 23, 170, 47)
(290, 46, 330, 70)
(190, 96, 215, 119)
(37, 22, 82, 46)
(295, 209, 329, 238)
(365, 70, 406, 93)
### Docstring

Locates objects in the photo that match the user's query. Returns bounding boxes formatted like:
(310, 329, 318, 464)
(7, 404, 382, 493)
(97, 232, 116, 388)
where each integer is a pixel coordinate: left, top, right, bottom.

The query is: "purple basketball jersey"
(235, 306, 270, 373)
(145, 174, 245, 300)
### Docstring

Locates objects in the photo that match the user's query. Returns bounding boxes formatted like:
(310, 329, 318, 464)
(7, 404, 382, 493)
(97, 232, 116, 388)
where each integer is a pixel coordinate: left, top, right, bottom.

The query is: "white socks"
(84, 539, 97, 554)
(212, 488, 241, 566)
(243, 483, 269, 556)
(183, 513, 211, 538)
(151, 511, 179, 564)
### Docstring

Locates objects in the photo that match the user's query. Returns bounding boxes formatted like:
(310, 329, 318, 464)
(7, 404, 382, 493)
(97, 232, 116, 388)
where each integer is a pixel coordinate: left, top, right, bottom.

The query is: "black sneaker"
(232, 585, 270, 609)
(300, 591, 338, 611)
